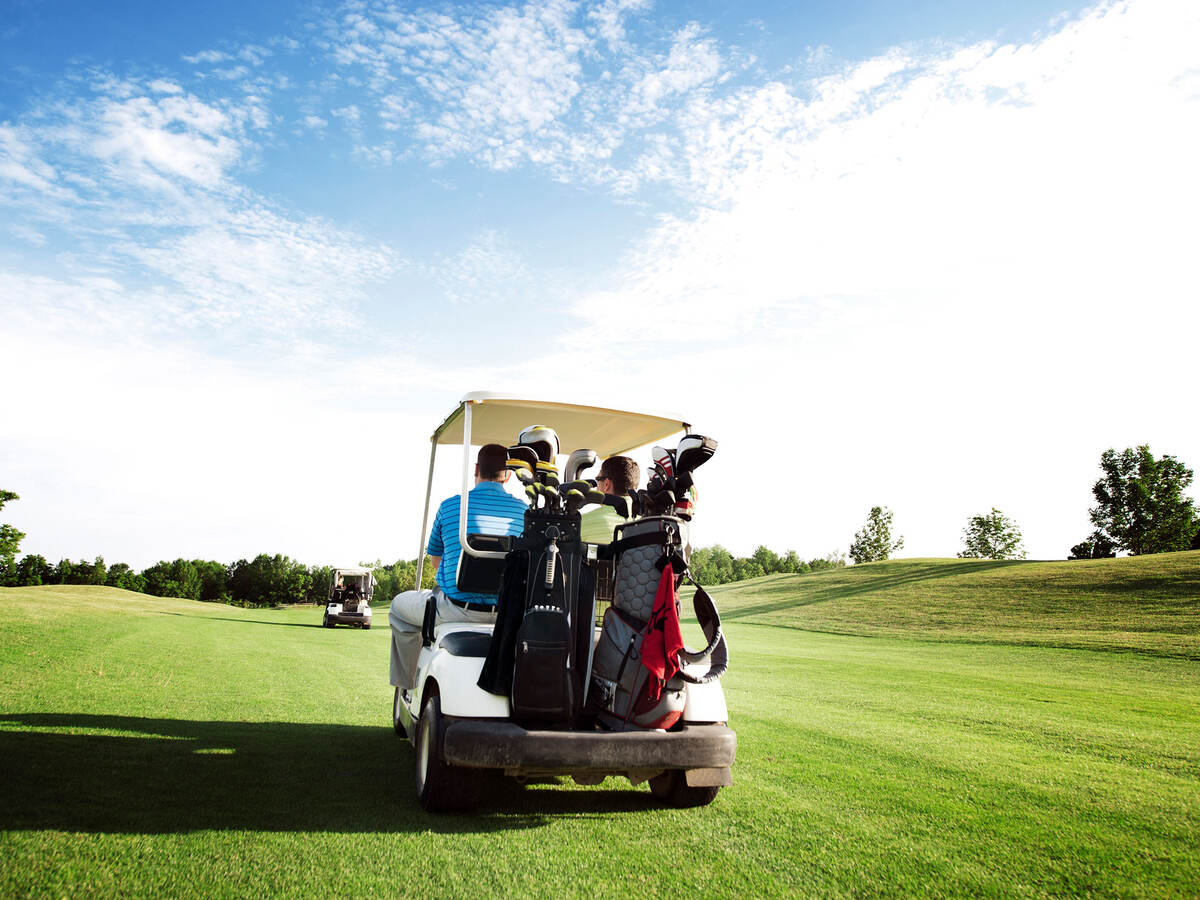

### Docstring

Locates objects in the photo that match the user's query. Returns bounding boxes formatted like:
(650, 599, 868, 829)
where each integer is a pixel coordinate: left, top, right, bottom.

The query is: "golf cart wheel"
(392, 687, 407, 738)
(322, 614, 333, 628)
(415, 694, 477, 812)
(649, 770, 720, 808)
(363, 623, 371, 630)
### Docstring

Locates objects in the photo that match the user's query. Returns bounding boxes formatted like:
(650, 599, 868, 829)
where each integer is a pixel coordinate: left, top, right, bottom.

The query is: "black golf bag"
(478, 507, 595, 727)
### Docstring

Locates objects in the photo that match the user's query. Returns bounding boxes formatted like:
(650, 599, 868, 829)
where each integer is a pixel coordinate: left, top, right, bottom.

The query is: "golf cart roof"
(334, 566, 373, 576)
(432, 392, 690, 457)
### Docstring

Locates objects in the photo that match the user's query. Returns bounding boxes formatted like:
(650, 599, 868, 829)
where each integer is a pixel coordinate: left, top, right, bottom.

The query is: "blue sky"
(2, 0, 1198, 569)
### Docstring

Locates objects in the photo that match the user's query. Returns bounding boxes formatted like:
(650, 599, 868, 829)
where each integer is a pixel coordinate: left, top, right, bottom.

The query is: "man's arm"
(427, 556, 441, 570)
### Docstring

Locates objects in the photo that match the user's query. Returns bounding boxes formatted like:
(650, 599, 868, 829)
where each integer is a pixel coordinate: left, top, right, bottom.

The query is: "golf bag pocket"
(610, 516, 688, 624)
(590, 606, 684, 730)
(511, 606, 573, 722)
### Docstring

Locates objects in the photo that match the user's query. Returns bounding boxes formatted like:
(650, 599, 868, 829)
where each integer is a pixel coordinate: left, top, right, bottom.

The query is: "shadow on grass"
(152, 612, 327, 629)
(0, 713, 660, 834)
(720, 560, 1022, 620)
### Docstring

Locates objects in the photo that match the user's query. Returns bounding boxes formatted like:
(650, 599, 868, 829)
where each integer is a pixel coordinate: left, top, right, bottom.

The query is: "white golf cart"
(392, 392, 735, 811)
(324, 566, 374, 628)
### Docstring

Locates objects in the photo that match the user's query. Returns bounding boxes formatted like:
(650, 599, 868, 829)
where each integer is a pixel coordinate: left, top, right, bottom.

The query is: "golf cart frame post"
(413, 392, 691, 588)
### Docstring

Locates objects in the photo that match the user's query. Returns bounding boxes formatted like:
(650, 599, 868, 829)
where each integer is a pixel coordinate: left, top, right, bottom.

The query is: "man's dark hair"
(599, 456, 639, 495)
(477, 443, 509, 480)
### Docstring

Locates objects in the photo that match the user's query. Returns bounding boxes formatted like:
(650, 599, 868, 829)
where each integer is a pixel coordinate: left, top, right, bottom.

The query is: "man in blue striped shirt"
(389, 443, 528, 689)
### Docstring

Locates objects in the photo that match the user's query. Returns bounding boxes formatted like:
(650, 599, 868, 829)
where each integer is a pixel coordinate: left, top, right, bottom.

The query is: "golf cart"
(324, 567, 374, 628)
(392, 392, 735, 811)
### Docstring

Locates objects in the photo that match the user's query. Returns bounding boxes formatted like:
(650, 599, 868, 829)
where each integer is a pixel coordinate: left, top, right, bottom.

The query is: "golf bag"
(590, 516, 728, 730)
(505, 509, 594, 725)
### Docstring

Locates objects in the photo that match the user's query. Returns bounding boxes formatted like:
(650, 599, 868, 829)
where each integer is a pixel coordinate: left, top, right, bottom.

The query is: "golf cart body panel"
(426, 626, 511, 718)
(679, 664, 729, 721)
(397, 391, 733, 809)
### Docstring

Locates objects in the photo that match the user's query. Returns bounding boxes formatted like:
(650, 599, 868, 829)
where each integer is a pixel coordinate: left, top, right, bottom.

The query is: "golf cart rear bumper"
(442, 721, 736, 773)
(328, 611, 371, 624)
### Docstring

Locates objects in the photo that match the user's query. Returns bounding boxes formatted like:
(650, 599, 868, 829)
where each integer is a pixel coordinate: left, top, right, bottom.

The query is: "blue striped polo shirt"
(427, 480, 528, 604)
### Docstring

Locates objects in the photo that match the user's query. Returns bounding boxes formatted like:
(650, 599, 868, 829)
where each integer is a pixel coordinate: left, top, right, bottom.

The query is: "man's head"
(597, 455, 639, 496)
(476, 443, 511, 483)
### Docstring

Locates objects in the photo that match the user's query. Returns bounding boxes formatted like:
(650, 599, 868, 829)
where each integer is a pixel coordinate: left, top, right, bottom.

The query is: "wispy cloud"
(573, 0, 1200, 341)
(321, 0, 728, 189)
(0, 75, 397, 339)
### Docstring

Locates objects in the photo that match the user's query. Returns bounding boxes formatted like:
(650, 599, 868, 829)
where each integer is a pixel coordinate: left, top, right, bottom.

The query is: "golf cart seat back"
(456, 533, 512, 594)
(607, 516, 689, 625)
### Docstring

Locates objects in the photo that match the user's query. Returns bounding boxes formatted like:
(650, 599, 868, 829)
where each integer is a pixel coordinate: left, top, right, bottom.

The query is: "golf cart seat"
(422, 533, 512, 646)
(457, 534, 512, 594)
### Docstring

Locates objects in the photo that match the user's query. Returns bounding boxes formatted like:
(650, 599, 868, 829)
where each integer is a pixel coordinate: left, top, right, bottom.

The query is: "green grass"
(2, 557, 1198, 898)
(703, 551, 1200, 658)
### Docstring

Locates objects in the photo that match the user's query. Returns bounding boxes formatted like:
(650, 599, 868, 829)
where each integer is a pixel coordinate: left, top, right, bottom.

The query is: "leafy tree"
(751, 545, 781, 575)
(51, 558, 76, 584)
(1088, 445, 1199, 555)
(808, 550, 847, 571)
(308, 565, 334, 604)
(0, 489, 25, 586)
(227, 554, 312, 607)
(1067, 533, 1117, 560)
(731, 557, 765, 581)
(105, 562, 147, 592)
(84, 556, 107, 586)
(191, 560, 230, 603)
(15, 554, 52, 586)
(690, 545, 734, 584)
(142, 559, 202, 600)
(849, 506, 904, 564)
(959, 508, 1026, 559)
(779, 550, 808, 575)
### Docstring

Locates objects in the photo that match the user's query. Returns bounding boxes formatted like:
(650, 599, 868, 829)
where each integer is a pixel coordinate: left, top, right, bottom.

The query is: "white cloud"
(91, 93, 244, 188)
(588, 0, 651, 49)
(558, 0, 1200, 559)
(182, 49, 230, 65)
(322, 1, 728, 184)
(1, 76, 397, 339)
(625, 24, 720, 116)
(423, 229, 530, 303)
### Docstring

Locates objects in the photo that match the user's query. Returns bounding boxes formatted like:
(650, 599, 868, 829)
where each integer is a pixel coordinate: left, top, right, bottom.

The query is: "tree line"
(2, 443, 1196, 601)
(845, 444, 1200, 564)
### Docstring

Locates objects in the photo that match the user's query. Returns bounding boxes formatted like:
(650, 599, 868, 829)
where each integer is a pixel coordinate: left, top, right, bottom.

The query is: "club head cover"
(675, 434, 717, 476)
(602, 494, 633, 519)
(652, 446, 675, 478)
(564, 449, 598, 483)
(535, 460, 560, 488)
(517, 425, 560, 462)
(507, 445, 539, 482)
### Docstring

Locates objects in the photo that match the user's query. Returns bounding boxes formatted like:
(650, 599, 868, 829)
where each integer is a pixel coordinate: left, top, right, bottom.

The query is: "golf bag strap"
(599, 530, 670, 560)
(676, 578, 728, 683)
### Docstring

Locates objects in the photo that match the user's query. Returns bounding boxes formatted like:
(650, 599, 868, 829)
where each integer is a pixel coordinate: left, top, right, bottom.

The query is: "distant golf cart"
(324, 567, 374, 629)
(393, 392, 734, 811)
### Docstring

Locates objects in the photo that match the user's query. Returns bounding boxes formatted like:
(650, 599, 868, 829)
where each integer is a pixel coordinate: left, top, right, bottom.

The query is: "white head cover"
(518, 424, 560, 461)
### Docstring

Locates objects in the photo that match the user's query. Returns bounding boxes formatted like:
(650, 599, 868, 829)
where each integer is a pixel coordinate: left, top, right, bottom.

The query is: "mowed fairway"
(2, 555, 1199, 898)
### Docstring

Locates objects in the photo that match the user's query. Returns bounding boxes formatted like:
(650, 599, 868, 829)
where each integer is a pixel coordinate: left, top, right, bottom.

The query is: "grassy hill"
(2, 558, 1199, 897)
(699, 551, 1200, 658)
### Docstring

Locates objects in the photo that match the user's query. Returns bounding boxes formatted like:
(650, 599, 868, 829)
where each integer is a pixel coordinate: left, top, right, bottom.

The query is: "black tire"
(414, 694, 478, 812)
(648, 770, 720, 808)
(363, 623, 371, 630)
(322, 614, 333, 628)
(392, 687, 407, 739)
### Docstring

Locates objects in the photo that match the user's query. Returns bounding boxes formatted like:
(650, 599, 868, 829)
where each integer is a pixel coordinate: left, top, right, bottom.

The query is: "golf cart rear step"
(443, 721, 735, 771)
